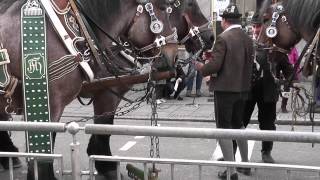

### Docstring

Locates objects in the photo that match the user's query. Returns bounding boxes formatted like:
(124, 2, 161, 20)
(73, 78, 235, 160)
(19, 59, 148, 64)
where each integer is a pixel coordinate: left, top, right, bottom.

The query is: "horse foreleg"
(87, 115, 117, 179)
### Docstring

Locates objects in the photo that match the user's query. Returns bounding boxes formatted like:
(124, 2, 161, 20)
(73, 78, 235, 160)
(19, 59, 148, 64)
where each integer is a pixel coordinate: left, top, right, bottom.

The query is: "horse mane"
(283, 0, 320, 33)
(0, 0, 17, 14)
(77, 0, 121, 24)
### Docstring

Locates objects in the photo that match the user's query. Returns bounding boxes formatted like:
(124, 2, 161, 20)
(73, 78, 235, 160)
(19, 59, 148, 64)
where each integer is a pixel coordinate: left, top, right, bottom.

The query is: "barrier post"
(67, 122, 81, 180)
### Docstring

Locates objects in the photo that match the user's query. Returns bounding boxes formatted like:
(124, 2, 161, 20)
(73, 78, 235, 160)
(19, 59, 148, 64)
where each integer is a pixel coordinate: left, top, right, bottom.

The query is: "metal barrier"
(84, 124, 320, 180)
(1, 121, 320, 180)
(0, 152, 63, 180)
(88, 155, 320, 180)
(0, 121, 66, 180)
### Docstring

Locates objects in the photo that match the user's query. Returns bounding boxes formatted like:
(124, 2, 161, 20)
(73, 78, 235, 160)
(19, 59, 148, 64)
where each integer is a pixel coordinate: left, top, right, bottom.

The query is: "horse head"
(156, 0, 214, 53)
(258, 0, 301, 51)
(126, 0, 179, 72)
(77, 0, 178, 76)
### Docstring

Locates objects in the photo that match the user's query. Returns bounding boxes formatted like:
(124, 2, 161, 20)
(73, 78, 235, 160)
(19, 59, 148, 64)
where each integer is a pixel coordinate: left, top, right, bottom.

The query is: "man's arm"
(195, 36, 226, 77)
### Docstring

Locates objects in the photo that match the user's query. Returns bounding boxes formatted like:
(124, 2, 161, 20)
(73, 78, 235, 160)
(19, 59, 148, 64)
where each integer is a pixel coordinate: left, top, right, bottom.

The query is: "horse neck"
(93, 1, 136, 48)
(299, 29, 316, 42)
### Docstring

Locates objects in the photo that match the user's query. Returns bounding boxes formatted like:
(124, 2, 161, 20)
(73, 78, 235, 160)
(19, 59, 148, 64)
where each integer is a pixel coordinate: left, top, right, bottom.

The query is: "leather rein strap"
(69, 0, 105, 72)
(179, 13, 211, 44)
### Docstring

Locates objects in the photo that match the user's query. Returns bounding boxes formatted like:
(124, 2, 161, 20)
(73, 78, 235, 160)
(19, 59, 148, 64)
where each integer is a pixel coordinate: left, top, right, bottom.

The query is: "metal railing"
(0, 152, 63, 180)
(0, 121, 66, 180)
(84, 124, 320, 180)
(89, 155, 320, 180)
(0, 121, 320, 180)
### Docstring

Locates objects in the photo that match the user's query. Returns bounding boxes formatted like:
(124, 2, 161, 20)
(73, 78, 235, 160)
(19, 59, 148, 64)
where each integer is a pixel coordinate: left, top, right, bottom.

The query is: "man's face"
(252, 23, 262, 37)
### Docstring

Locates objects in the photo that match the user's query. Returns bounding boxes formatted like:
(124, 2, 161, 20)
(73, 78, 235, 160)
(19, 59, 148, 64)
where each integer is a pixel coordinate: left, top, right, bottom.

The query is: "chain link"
(149, 82, 160, 159)
(5, 97, 14, 114)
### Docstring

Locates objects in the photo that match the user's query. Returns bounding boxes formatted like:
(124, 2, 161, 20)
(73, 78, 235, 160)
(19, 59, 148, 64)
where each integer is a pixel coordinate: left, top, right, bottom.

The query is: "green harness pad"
(21, 4, 52, 154)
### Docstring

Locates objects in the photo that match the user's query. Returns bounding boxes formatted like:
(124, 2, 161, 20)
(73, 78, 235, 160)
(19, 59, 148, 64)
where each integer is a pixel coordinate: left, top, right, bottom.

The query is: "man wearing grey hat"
(195, 3, 253, 180)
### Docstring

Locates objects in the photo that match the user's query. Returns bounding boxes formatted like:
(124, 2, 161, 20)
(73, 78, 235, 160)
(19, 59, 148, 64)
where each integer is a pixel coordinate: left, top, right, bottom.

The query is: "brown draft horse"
(259, 0, 320, 99)
(0, 0, 178, 179)
(259, 0, 319, 59)
(86, 0, 214, 179)
(258, 0, 320, 118)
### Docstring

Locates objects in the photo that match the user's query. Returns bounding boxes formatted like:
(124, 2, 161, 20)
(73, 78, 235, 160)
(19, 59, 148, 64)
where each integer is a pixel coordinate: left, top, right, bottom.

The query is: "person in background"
(280, 47, 299, 113)
(195, 3, 253, 180)
(185, 55, 203, 97)
(164, 64, 186, 100)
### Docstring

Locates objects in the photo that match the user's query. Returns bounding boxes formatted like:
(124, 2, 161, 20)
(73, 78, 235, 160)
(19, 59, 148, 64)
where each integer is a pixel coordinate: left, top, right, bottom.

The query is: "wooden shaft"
(81, 71, 176, 93)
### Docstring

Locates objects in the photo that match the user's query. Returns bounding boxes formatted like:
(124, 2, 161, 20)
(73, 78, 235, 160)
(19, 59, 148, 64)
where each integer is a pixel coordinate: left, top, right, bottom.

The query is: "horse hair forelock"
(282, 0, 319, 33)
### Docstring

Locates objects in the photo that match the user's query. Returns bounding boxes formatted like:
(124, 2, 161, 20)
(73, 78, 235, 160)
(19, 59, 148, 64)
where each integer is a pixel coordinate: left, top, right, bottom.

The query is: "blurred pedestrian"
(280, 47, 299, 113)
(185, 53, 203, 97)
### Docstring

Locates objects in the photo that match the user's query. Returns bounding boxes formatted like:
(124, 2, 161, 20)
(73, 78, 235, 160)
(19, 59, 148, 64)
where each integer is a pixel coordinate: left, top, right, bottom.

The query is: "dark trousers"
(214, 91, 248, 129)
(243, 80, 277, 152)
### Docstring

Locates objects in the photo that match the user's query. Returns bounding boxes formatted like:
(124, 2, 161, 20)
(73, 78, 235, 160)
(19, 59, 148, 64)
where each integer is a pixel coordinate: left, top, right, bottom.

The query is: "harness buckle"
(174, 0, 181, 8)
(155, 36, 166, 47)
(136, 5, 144, 15)
(145, 2, 153, 13)
(190, 26, 200, 37)
(166, 7, 172, 14)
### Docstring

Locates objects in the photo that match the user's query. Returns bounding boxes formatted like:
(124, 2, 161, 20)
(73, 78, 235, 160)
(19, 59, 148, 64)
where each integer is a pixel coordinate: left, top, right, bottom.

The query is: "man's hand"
(194, 61, 204, 71)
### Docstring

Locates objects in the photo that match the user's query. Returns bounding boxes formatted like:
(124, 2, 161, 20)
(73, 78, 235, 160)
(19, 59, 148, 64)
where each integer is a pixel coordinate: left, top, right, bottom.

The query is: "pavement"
(2, 80, 320, 180)
(62, 80, 320, 126)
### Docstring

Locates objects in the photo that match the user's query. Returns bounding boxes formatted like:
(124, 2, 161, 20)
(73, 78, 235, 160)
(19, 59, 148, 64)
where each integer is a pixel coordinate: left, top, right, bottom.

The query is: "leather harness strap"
(68, 0, 106, 72)
(51, 0, 70, 13)
(3, 77, 18, 99)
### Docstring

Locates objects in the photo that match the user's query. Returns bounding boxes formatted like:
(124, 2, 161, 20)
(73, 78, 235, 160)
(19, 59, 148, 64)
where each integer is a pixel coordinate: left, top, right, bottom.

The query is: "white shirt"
(223, 24, 242, 33)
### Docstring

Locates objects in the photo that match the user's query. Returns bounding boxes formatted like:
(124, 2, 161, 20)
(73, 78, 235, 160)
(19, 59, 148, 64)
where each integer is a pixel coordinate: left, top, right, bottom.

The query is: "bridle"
(74, 0, 178, 76)
(262, 4, 301, 54)
(166, 0, 212, 46)
(179, 13, 211, 46)
(133, 1, 178, 54)
(164, 0, 212, 65)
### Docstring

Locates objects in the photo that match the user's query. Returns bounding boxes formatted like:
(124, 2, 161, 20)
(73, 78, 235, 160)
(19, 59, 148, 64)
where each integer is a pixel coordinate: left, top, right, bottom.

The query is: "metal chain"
(149, 81, 160, 159)
(5, 97, 14, 114)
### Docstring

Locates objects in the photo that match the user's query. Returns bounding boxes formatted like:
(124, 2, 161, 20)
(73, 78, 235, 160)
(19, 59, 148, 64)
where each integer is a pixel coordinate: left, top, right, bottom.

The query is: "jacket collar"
(223, 24, 242, 33)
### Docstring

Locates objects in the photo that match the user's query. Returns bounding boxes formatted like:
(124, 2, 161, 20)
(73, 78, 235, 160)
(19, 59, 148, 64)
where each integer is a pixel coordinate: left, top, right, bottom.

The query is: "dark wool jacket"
(253, 50, 294, 103)
(201, 28, 254, 92)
